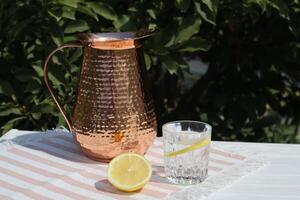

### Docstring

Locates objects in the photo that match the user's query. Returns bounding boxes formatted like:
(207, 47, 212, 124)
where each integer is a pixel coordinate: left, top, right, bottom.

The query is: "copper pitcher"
(43, 31, 157, 162)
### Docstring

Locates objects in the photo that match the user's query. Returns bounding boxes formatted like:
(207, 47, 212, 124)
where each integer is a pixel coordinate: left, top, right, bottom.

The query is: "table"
(1, 130, 300, 200)
(206, 141, 300, 200)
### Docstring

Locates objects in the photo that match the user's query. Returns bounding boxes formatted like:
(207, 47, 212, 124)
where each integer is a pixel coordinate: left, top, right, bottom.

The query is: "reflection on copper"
(44, 31, 157, 162)
(114, 131, 124, 142)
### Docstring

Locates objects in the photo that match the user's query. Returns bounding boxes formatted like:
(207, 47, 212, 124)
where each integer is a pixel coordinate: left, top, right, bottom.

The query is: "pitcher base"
(81, 148, 112, 163)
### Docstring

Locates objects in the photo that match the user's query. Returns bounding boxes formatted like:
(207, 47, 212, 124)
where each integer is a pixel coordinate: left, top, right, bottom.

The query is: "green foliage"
(171, 0, 300, 143)
(0, 0, 299, 143)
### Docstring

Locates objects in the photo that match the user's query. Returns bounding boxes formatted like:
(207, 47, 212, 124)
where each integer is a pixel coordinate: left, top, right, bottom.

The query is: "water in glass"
(163, 121, 212, 185)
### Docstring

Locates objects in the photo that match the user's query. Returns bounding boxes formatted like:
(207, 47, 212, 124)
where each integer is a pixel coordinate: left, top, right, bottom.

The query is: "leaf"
(0, 80, 15, 97)
(15, 71, 36, 82)
(87, 2, 117, 20)
(144, 53, 152, 70)
(57, 114, 67, 126)
(254, 111, 281, 128)
(178, 37, 211, 52)
(25, 80, 41, 94)
(32, 62, 43, 77)
(62, 7, 76, 20)
(153, 21, 178, 46)
(202, 0, 213, 12)
(151, 46, 169, 55)
(48, 64, 66, 86)
(64, 20, 90, 34)
(128, 7, 138, 12)
(68, 48, 83, 63)
(113, 15, 130, 30)
(63, 35, 77, 43)
(54, 0, 80, 8)
(1, 116, 26, 134)
(176, 0, 191, 12)
(148, 23, 158, 30)
(147, 9, 156, 19)
(247, 0, 268, 11)
(162, 58, 181, 74)
(31, 112, 42, 120)
(48, 8, 62, 21)
(200, 113, 208, 121)
(30, 99, 56, 120)
(8, 18, 32, 42)
(194, 2, 216, 25)
(171, 55, 189, 69)
(0, 104, 22, 116)
(77, 4, 99, 21)
(50, 23, 64, 46)
(175, 15, 201, 43)
(33, 102, 56, 114)
(51, 34, 63, 47)
(268, 0, 289, 18)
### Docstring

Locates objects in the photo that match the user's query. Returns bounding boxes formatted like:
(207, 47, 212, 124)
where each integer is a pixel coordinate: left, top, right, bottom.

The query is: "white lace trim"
(165, 144, 268, 200)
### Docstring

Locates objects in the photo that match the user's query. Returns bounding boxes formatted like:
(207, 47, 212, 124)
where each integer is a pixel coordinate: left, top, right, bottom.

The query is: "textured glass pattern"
(163, 121, 211, 185)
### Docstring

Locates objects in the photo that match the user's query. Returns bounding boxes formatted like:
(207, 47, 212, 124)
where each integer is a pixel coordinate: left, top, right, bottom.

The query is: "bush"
(0, 0, 299, 143)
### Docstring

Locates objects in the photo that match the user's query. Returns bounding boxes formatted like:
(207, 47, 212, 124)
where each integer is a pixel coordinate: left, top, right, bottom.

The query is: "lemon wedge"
(164, 138, 210, 157)
(107, 153, 152, 192)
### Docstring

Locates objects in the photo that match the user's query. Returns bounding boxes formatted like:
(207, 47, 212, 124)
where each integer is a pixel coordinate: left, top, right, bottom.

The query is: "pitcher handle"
(43, 43, 82, 131)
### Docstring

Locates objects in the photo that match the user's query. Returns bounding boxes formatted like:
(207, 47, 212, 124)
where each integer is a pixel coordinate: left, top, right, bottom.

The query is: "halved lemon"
(107, 153, 152, 192)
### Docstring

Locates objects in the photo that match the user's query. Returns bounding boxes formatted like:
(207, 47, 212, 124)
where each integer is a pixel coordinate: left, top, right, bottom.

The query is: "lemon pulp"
(107, 153, 152, 192)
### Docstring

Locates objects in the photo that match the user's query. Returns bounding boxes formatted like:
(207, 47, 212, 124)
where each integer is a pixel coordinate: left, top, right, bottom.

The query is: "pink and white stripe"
(0, 132, 247, 199)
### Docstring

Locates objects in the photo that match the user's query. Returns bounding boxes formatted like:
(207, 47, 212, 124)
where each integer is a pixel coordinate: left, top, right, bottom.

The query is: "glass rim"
(162, 120, 212, 130)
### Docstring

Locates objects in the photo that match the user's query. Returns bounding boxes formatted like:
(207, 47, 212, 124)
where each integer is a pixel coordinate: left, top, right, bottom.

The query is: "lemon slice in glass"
(107, 153, 152, 192)
(164, 138, 210, 157)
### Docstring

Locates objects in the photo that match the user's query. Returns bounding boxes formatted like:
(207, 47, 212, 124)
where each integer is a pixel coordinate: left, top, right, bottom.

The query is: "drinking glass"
(163, 121, 212, 185)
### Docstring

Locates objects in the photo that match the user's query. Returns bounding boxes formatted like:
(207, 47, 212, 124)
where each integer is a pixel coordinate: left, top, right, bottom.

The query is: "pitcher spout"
(133, 29, 157, 41)
(77, 29, 157, 50)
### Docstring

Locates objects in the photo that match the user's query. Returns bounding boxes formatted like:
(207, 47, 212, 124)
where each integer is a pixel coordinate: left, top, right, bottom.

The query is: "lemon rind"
(107, 153, 152, 192)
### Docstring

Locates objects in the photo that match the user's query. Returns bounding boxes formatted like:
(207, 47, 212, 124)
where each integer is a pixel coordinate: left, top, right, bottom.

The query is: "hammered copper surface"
(44, 32, 157, 162)
(72, 46, 156, 162)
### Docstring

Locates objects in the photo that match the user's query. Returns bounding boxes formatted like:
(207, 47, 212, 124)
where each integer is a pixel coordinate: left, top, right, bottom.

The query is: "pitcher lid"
(77, 29, 156, 50)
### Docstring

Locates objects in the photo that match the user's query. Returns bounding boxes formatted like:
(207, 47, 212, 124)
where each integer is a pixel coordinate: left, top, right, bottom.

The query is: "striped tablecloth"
(0, 130, 265, 200)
